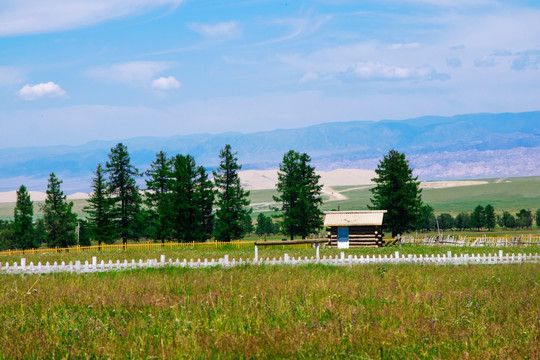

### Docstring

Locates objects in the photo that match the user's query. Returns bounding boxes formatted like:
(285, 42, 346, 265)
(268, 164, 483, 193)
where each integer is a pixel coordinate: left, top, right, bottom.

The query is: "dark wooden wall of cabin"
(327, 225, 384, 247)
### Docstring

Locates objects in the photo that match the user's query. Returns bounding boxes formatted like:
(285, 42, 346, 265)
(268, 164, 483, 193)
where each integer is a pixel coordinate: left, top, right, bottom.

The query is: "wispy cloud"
(0, 66, 25, 87)
(187, 21, 239, 38)
(344, 62, 448, 81)
(17, 82, 66, 100)
(512, 55, 540, 71)
(151, 76, 181, 90)
(0, 0, 184, 36)
(85, 61, 174, 87)
(388, 42, 421, 50)
(446, 58, 462, 68)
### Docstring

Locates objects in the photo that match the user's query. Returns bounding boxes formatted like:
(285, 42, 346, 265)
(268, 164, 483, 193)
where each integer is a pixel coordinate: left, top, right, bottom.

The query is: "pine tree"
(369, 149, 423, 237)
(516, 209, 533, 229)
(455, 212, 471, 231)
(105, 143, 142, 244)
(84, 164, 115, 245)
(273, 150, 323, 239)
(195, 165, 215, 242)
(256, 213, 278, 236)
(470, 205, 485, 231)
(484, 204, 496, 231)
(213, 144, 251, 242)
(168, 154, 200, 242)
(501, 211, 517, 229)
(437, 213, 455, 230)
(42, 173, 77, 248)
(145, 151, 173, 243)
(13, 185, 36, 249)
(167, 155, 215, 242)
(417, 204, 435, 232)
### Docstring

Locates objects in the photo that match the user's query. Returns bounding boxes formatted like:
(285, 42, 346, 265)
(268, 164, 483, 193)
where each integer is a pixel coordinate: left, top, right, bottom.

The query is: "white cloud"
(151, 76, 181, 90)
(85, 61, 174, 86)
(0, 0, 184, 36)
(17, 82, 66, 100)
(187, 21, 239, 38)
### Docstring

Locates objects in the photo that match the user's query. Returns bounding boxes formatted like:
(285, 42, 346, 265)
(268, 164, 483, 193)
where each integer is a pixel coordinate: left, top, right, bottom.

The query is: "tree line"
(0, 144, 323, 250)
(417, 204, 539, 232)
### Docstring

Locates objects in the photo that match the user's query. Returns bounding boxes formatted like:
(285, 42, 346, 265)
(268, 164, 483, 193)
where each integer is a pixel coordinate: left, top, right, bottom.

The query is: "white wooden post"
(160, 255, 165, 265)
(316, 243, 320, 260)
(92, 256, 97, 269)
(254, 245, 258, 262)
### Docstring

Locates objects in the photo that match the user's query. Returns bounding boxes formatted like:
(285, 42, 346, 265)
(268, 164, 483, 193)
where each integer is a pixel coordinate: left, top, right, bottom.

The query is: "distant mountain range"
(1, 111, 539, 193)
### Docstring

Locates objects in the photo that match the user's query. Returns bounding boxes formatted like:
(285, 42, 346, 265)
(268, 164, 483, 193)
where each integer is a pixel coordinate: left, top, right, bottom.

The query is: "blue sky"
(1, 0, 539, 148)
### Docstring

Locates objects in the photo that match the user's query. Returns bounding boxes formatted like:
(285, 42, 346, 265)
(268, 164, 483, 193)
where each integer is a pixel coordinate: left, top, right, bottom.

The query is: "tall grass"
(0, 262, 538, 359)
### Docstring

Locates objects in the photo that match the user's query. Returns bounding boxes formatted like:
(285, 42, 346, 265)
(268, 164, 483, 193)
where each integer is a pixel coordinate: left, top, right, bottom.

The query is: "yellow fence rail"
(0, 240, 314, 257)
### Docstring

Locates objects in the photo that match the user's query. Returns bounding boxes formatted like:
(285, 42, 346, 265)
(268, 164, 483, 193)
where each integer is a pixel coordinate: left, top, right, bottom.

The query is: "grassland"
(0, 260, 538, 359)
(249, 176, 540, 216)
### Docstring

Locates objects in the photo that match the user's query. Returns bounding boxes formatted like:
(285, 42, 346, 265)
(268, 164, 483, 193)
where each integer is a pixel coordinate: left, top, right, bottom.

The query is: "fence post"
(92, 256, 97, 270)
(316, 243, 320, 261)
(161, 254, 165, 265)
(254, 245, 258, 262)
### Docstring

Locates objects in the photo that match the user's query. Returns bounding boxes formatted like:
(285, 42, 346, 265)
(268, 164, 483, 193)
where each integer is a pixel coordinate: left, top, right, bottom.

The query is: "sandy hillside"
(419, 180, 489, 189)
(239, 169, 376, 190)
(0, 191, 90, 204)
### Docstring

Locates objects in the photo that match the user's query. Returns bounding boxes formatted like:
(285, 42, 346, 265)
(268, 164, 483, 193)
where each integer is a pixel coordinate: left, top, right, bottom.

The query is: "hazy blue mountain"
(1, 111, 539, 192)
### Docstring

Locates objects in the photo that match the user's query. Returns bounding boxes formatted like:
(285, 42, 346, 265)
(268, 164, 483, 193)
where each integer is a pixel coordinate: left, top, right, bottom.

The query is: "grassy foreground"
(0, 263, 538, 359)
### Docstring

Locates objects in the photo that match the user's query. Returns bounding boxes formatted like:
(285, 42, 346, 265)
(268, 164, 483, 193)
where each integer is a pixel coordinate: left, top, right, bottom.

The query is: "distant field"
(253, 176, 540, 215)
(1, 176, 540, 220)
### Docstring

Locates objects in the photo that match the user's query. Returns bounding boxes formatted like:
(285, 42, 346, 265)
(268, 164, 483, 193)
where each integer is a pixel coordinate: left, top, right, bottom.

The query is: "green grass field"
(320, 176, 540, 214)
(0, 260, 538, 359)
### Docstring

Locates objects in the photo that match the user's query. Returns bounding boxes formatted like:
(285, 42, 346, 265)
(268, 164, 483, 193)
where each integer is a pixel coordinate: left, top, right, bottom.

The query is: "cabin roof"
(323, 210, 387, 226)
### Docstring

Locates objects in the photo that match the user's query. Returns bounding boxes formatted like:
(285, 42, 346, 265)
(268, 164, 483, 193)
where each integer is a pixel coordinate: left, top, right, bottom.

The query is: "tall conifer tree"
(273, 150, 323, 239)
(213, 144, 251, 242)
(105, 143, 142, 244)
(84, 164, 115, 245)
(42, 173, 77, 248)
(168, 154, 215, 242)
(13, 185, 36, 249)
(369, 149, 423, 237)
(195, 165, 215, 242)
(145, 151, 173, 243)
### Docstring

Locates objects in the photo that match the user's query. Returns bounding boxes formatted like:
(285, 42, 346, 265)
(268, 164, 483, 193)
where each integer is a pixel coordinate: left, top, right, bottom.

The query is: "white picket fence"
(1, 250, 539, 275)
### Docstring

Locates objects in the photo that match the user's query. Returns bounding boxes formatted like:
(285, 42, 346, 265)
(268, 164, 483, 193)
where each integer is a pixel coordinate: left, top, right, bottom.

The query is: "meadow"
(0, 259, 538, 359)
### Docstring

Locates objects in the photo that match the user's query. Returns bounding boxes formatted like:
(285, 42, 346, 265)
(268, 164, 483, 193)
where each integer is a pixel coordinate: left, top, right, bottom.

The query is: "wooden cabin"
(324, 210, 387, 248)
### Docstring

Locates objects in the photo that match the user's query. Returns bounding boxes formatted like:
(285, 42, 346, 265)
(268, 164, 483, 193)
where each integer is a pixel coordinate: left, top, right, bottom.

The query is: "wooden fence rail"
(399, 235, 540, 247)
(1, 250, 538, 275)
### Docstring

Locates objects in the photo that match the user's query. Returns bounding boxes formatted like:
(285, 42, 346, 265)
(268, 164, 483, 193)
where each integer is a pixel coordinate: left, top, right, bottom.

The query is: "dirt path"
(322, 186, 349, 201)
